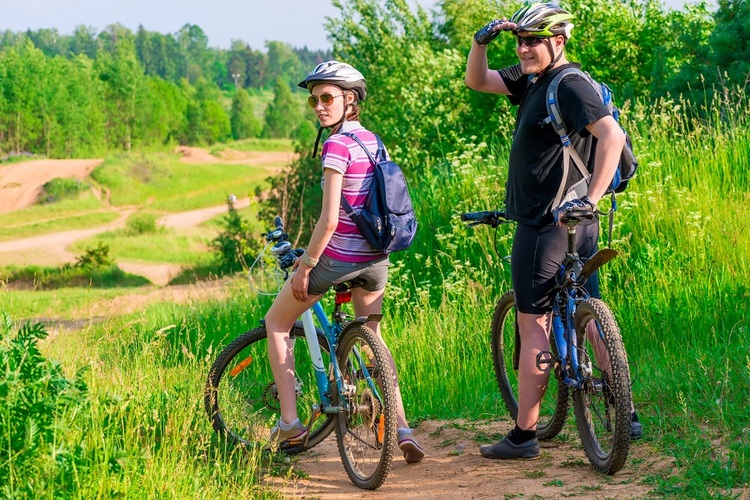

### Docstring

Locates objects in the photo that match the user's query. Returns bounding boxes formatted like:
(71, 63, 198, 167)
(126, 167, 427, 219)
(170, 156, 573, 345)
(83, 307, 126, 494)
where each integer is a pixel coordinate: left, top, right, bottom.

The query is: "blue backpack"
(339, 132, 418, 254)
(543, 67, 638, 210)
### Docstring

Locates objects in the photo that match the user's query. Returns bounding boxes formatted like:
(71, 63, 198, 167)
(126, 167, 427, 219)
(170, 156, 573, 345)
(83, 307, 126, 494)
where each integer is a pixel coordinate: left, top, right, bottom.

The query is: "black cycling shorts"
(511, 220, 601, 314)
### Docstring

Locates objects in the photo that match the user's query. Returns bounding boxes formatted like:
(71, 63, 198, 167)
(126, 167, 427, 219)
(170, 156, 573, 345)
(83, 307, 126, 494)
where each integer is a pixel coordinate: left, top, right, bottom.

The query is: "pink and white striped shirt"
(320, 121, 387, 263)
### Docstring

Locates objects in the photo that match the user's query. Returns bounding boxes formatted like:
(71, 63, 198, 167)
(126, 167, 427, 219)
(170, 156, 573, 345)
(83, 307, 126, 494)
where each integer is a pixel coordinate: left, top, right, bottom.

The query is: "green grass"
(0, 286, 149, 320)
(0, 193, 118, 241)
(2, 96, 750, 496)
(212, 137, 295, 153)
(7, 290, 285, 498)
(90, 152, 274, 212)
(70, 227, 214, 266)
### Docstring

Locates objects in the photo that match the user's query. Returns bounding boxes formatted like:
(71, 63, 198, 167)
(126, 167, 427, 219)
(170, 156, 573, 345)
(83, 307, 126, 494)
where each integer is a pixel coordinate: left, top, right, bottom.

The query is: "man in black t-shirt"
(465, 2, 642, 460)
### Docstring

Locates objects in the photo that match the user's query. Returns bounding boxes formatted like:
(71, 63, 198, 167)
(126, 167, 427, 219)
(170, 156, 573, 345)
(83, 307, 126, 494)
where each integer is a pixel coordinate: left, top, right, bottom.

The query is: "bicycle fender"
(344, 314, 383, 330)
(581, 248, 618, 280)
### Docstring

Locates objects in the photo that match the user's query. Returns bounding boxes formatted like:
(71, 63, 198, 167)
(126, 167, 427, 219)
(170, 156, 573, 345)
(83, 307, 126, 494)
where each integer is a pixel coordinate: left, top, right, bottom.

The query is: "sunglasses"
(307, 93, 345, 108)
(516, 36, 547, 48)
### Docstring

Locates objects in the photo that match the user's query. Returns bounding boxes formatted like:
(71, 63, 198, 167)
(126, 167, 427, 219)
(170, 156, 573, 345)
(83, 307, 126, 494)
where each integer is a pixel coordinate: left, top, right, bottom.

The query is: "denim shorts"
(307, 255, 390, 296)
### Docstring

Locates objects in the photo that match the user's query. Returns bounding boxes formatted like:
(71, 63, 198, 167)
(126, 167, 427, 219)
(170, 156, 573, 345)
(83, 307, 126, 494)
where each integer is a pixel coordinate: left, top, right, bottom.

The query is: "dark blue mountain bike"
(462, 209, 632, 474)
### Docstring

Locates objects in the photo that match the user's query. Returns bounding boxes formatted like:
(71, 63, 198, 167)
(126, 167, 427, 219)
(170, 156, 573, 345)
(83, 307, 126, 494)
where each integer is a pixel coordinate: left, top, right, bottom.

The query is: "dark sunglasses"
(307, 93, 345, 108)
(516, 36, 547, 48)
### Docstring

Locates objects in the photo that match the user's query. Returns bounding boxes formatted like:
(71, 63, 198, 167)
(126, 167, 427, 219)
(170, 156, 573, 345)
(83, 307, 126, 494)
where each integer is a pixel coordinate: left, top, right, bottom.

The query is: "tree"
(0, 40, 45, 154)
(327, 0, 476, 167)
(709, 0, 750, 88)
(134, 76, 188, 147)
(266, 41, 304, 88)
(263, 76, 302, 139)
(95, 38, 145, 150)
(230, 88, 262, 139)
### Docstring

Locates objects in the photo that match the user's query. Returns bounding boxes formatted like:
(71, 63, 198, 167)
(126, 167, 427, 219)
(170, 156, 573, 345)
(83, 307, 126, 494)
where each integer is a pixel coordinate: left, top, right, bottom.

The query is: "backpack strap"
(544, 67, 599, 209)
(337, 131, 383, 215)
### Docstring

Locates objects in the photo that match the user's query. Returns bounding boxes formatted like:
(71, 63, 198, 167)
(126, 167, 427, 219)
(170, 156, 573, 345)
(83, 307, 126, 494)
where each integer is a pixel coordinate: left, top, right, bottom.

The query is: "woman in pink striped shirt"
(264, 61, 424, 464)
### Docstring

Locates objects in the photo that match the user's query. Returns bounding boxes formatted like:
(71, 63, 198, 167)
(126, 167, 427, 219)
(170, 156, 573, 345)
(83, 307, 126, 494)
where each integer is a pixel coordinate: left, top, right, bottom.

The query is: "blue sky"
(1, 0, 691, 51)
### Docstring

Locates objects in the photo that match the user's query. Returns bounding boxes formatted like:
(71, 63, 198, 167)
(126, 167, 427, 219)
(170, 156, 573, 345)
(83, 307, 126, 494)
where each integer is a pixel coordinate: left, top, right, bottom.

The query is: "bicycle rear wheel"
(334, 324, 397, 490)
(492, 290, 569, 440)
(204, 325, 336, 454)
(573, 298, 631, 474)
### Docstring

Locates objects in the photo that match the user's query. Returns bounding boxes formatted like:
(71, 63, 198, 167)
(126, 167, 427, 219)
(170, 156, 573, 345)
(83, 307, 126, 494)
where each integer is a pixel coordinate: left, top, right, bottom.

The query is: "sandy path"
(0, 210, 134, 266)
(0, 159, 102, 213)
(270, 419, 666, 499)
(0, 148, 289, 285)
(158, 197, 251, 229)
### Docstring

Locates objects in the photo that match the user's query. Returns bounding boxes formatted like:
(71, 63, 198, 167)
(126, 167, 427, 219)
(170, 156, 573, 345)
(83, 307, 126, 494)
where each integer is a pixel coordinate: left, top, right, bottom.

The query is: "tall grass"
(7, 94, 749, 496)
(9, 284, 285, 498)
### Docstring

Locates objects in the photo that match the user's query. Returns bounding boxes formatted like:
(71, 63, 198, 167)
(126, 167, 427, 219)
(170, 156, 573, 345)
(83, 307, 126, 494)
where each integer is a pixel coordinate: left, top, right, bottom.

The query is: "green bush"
(0, 316, 90, 495)
(125, 212, 161, 235)
(211, 202, 262, 274)
(75, 242, 112, 269)
(39, 177, 87, 204)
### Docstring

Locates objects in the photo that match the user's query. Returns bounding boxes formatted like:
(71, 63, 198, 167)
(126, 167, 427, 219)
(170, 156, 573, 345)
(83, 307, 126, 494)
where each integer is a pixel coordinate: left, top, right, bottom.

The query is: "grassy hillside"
(1, 97, 748, 497)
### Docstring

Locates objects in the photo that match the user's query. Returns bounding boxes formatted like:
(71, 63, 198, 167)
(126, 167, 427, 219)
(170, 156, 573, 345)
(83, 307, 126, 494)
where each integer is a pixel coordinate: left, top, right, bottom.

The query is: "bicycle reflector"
(335, 291, 352, 304)
(229, 356, 253, 377)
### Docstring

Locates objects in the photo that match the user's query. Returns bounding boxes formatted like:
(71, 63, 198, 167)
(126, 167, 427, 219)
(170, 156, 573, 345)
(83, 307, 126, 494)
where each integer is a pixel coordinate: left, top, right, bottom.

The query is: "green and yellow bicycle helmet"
(510, 2, 574, 40)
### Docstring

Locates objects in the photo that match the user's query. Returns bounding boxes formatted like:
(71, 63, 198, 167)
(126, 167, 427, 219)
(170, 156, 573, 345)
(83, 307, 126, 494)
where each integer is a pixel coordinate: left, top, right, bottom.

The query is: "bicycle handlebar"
(558, 208, 595, 224)
(461, 210, 508, 228)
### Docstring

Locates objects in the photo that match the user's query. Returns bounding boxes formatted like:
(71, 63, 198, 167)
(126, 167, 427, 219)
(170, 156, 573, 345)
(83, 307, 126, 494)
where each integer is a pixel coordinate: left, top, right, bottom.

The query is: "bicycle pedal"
(535, 351, 555, 372)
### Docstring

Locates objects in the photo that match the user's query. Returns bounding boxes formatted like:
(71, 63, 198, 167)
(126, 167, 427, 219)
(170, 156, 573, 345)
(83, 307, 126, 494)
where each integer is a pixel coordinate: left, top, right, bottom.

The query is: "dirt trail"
(0, 159, 102, 213)
(269, 420, 666, 499)
(0, 148, 287, 284)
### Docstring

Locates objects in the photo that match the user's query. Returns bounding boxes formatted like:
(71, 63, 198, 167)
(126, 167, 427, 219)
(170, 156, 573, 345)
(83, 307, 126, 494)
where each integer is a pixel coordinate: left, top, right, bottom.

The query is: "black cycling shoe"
(630, 412, 643, 440)
(480, 435, 540, 460)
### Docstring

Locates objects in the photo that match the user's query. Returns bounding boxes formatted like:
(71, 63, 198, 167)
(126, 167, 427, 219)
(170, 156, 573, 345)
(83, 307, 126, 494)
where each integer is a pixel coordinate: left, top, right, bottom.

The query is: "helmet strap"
(540, 37, 564, 75)
(311, 125, 326, 158)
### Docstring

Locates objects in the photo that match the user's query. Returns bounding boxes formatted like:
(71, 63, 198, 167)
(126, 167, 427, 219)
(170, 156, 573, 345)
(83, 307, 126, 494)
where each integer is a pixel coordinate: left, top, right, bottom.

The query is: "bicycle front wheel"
(204, 325, 336, 455)
(573, 298, 631, 474)
(492, 290, 569, 440)
(334, 324, 397, 490)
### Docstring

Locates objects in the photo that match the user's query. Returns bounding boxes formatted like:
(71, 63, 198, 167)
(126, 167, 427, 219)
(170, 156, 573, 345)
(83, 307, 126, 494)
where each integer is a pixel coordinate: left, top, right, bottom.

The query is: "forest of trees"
(0, 0, 748, 160)
(0, 23, 331, 157)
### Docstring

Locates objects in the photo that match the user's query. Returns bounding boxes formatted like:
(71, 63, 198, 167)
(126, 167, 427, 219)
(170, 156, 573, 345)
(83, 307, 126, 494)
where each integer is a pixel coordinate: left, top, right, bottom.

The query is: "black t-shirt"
(499, 63, 609, 226)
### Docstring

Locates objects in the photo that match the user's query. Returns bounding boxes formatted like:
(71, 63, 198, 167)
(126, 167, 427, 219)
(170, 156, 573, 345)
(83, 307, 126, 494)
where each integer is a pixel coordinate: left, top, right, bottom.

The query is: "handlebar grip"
(461, 211, 507, 223)
(274, 216, 283, 229)
(462, 211, 494, 222)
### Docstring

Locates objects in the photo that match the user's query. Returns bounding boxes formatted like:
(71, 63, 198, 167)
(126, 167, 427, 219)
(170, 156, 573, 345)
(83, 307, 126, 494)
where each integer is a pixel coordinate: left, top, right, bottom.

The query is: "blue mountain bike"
(462, 209, 632, 474)
(204, 217, 397, 490)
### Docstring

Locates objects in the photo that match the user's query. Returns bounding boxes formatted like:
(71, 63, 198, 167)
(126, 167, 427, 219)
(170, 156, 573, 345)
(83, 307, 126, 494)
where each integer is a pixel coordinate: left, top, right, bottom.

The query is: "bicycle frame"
(551, 221, 616, 391)
(299, 294, 383, 417)
(255, 218, 384, 419)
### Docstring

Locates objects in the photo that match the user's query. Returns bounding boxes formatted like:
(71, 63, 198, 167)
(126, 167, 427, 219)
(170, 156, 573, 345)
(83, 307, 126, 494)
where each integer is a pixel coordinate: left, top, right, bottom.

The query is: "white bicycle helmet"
(510, 3, 574, 40)
(297, 60, 367, 101)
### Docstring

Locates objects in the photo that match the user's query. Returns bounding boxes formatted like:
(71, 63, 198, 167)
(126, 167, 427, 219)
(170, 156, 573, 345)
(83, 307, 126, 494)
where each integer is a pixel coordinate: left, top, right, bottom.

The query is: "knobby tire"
(204, 325, 336, 455)
(491, 290, 569, 440)
(573, 298, 632, 474)
(334, 324, 397, 490)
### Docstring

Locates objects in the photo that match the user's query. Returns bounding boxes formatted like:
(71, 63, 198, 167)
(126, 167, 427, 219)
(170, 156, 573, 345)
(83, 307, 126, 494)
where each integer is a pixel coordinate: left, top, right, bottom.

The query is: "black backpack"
(338, 132, 418, 254)
(543, 67, 638, 210)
